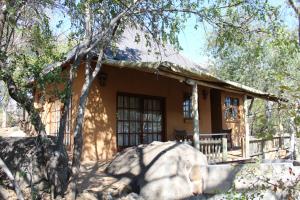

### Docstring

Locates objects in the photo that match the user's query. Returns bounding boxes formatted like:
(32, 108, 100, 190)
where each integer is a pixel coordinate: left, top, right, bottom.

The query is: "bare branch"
(288, 0, 300, 15)
(0, 157, 24, 200)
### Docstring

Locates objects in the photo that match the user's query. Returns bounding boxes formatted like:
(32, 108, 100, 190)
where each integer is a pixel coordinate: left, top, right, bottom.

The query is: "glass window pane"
(154, 112, 162, 122)
(153, 123, 158, 132)
(148, 100, 153, 110)
(225, 97, 231, 107)
(124, 122, 129, 133)
(118, 96, 123, 108)
(130, 97, 136, 108)
(136, 134, 140, 145)
(158, 134, 161, 141)
(233, 98, 239, 106)
(130, 134, 136, 145)
(124, 109, 129, 120)
(150, 112, 153, 121)
(118, 122, 123, 133)
(136, 112, 141, 121)
(136, 122, 141, 133)
(152, 112, 157, 121)
(148, 134, 153, 143)
(130, 122, 136, 133)
(158, 124, 162, 132)
(124, 96, 129, 108)
(118, 134, 123, 146)
(148, 122, 153, 133)
(130, 110, 136, 120)
(119, 109, 124, 120)
(143, 113, 148, 121)
(144, 134, 148, 144)
(124, 134, 128, 146)
(144, 123, 148, 133)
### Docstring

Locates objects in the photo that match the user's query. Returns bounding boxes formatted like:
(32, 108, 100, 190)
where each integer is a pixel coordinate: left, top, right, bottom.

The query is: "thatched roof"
(44, 27, 283, 102)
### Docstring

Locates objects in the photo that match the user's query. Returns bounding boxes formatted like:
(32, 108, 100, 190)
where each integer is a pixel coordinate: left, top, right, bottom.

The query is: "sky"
(49, 1, 299, 66)
(177, 1, 299, 65)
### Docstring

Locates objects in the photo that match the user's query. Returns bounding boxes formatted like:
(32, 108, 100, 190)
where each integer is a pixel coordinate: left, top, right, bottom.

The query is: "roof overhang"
(102, 59, 286, 102)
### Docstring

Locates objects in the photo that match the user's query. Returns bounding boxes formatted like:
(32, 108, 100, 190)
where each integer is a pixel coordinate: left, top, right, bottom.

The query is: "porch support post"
(189, 80, 200, 150)
(290, 117, 296, 160)
(243, 95, 250, 158)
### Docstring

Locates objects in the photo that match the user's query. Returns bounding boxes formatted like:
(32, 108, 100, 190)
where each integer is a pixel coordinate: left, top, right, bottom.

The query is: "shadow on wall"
(82, 79, 116, 161)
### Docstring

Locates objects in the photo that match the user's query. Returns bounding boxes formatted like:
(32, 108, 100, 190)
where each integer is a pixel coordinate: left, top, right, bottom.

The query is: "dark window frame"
(116, 92, 165, 150)
(183, 93, 196, 120)
(224, 96, 240, 121)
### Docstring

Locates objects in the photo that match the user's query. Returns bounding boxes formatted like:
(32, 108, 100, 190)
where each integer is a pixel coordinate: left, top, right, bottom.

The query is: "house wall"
(35, 64, 247, 161)
(34, 78, 66, 137)
(70, 64, 212, 161)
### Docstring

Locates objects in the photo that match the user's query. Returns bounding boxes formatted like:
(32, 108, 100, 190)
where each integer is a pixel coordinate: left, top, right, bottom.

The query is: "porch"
(175, 132, 291, 164)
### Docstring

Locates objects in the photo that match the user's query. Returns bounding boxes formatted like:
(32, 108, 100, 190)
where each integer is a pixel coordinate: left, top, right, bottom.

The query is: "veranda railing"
(249, 135, 290, 157)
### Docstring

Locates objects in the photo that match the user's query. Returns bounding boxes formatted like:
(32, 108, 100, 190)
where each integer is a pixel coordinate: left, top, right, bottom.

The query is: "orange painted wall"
(34, 80, 65, 137)
(36, 64, 248, 161)
(70, 64, 212, 161)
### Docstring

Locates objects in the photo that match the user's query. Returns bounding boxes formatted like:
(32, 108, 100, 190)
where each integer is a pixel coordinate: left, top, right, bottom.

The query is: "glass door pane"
(117, 94, 141, 148)
(117, 94, 163, 149)
(142, 99, 163, 144)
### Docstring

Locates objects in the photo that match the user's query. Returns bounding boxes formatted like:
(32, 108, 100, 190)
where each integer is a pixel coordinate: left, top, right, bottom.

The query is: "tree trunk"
(2, 74, 47, 138)
(191, 82, 200, 150)
(67, 2, 129, 198)
(0, 157, 24, 200)
(298, 14, 300, 46)
(56, 63, 79, 150)
(68, 57, 95, 200)
(68, 46, 106, 199)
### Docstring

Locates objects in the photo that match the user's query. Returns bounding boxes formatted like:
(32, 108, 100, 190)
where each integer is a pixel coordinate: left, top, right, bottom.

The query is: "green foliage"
(208, 5, 300, 137)
(63, 0, 283, 51)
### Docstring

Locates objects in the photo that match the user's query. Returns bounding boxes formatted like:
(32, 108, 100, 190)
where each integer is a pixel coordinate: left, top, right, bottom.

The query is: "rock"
(77, 191, 98, 200)
(106, 141, 208, 200)
(118, 192, 143, 200)
(0, 136, 70, 198)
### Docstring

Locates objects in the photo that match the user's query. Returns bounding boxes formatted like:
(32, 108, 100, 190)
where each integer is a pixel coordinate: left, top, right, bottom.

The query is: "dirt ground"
(1, 160, 130, 200)
(76, 161, 131, 200)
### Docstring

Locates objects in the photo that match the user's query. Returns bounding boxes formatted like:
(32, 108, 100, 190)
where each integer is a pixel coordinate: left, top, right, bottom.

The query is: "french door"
(116, 93, 164, 149)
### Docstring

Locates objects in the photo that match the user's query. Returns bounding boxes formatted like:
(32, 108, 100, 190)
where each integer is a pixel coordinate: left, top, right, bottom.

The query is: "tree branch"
(288, 0, 300, 15)
(0, 157, 24, 200)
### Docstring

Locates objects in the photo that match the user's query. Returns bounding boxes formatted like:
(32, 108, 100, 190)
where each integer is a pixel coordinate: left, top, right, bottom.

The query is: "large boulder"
(0, 136, 70, 198)
(106, 141, 208, 200)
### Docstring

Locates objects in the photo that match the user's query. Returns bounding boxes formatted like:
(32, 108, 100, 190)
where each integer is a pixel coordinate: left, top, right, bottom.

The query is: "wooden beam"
(222, 136, 228, 162)
(290, 117, 296, 160)
(244, 95, 250, 158)
(190, 81, 200, 150)
(248, 97, 254, 112)
(160, 70, 245, 95)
